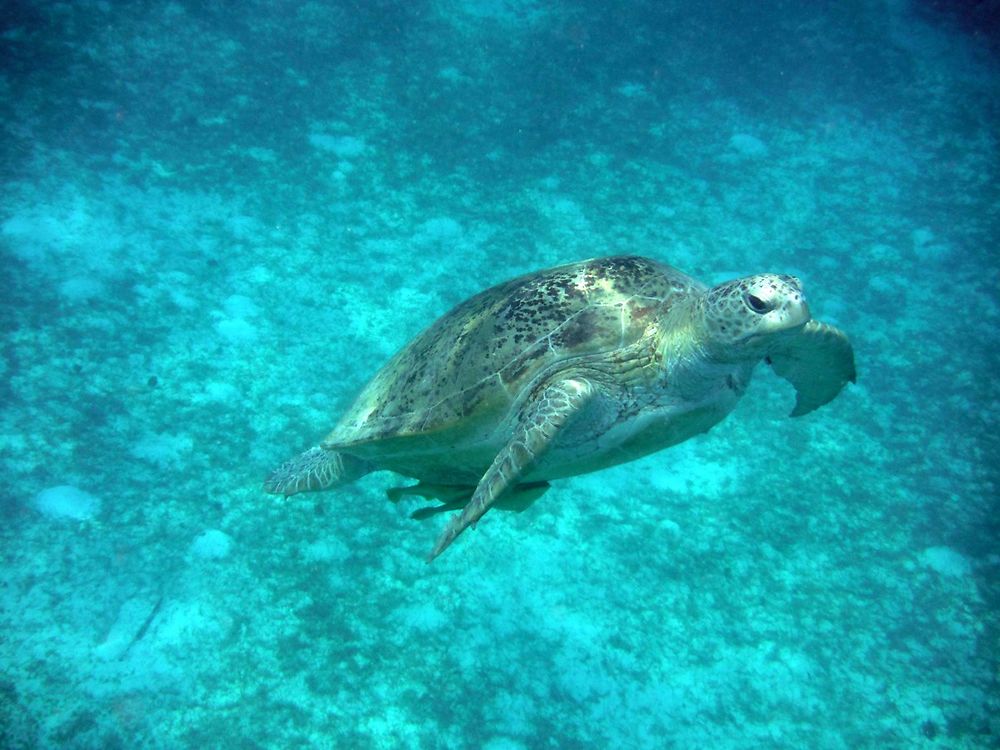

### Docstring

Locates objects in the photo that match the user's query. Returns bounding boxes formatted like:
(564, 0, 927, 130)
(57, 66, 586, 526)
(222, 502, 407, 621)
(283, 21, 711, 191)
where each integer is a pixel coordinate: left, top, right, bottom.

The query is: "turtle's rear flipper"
(767, 320, 856, 417)
(264, 446, 370, 496)
(387, 482, 472, 520)
(388, 481, 551, 520)
(427, 378, 595, 561)
(386, 483, 473, 505)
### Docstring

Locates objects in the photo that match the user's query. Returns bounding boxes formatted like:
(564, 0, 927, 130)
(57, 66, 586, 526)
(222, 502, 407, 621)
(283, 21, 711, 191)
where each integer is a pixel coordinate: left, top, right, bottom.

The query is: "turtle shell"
(323, 255, 703, 459)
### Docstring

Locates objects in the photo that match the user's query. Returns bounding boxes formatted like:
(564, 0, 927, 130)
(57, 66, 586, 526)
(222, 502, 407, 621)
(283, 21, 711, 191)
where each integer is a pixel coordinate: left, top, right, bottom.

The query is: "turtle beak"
(783, 276, 810, 328)
(748, 296, 809, 345)
(786, 298, 811, 328)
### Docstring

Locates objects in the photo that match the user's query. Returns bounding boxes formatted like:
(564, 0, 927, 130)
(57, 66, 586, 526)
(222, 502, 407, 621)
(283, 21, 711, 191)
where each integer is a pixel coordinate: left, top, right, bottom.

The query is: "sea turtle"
(265, 255, 855, 561)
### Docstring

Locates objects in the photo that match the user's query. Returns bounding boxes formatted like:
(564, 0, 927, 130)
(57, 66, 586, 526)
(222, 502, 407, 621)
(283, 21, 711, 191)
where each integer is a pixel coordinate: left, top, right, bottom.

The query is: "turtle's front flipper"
(427, 378, 596, 561)
(264, 446, 370, 496)
(767, 320, 856, 417)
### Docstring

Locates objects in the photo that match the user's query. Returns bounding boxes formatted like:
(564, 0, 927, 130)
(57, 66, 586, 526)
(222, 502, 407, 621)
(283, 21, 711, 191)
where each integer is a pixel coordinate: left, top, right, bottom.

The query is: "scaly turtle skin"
(265, 256, 855, 560)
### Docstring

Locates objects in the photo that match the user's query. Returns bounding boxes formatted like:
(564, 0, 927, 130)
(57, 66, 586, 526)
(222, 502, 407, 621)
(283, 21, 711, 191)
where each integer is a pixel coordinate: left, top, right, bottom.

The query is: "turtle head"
(699, 274, 810, 358)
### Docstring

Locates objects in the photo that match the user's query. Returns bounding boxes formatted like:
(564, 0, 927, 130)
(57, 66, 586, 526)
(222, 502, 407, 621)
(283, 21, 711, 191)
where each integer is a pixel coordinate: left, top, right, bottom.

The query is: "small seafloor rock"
(728, 133, 768, 157)
(95, 595, 164, 661)
(190, 529, 233, 560)
(33, 485, 102, 521)
(920, 545, 972, 577)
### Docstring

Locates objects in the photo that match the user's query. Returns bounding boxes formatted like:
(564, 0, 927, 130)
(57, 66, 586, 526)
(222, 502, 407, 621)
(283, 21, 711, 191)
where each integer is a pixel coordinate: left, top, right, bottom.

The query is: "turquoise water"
(1, 2, 998, 748)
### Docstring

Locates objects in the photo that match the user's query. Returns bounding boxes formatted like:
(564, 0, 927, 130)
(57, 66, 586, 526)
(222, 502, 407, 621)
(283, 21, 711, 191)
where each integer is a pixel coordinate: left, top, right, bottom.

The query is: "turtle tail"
(263, 446, 370, 497)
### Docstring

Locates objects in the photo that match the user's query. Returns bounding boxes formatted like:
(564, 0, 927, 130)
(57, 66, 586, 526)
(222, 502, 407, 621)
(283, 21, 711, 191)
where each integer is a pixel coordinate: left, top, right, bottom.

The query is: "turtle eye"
(745, 293, 769, 313)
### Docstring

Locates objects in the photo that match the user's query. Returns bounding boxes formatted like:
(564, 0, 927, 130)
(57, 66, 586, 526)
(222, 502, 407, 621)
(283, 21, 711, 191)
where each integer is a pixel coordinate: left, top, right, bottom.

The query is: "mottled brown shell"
(324, 256, 703, 453)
